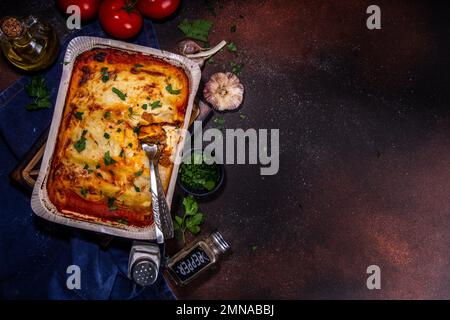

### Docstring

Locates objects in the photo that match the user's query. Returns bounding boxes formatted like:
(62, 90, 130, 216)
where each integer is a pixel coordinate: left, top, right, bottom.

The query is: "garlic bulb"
(203, 72, 244, 111)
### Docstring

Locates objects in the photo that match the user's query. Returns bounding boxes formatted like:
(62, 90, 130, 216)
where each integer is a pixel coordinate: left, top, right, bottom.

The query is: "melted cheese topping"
(47, 48, 189, 227)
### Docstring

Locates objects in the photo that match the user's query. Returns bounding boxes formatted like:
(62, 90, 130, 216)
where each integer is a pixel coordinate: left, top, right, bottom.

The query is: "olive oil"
(0, 16, 59, 72)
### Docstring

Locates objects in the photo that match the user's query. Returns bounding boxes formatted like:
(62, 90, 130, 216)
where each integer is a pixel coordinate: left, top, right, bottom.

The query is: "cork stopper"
(1, 17, 23, 38)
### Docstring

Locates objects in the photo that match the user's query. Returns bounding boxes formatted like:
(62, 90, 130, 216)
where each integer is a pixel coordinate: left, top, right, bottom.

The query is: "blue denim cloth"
(0, 21, 175, 300)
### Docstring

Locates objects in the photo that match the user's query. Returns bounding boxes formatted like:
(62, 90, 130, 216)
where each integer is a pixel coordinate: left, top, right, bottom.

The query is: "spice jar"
(167, 231, 230, 286)
(0, 15, 59, 72)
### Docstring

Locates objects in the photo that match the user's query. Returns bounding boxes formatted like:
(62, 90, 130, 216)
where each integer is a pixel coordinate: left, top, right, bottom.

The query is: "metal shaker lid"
(210, 231, 230, 254)
(131, 258, 158, 287)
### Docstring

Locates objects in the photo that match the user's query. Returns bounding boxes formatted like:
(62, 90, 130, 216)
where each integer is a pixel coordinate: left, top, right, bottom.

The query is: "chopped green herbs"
(230, 24, 237, 33)
(96, 163, 101, 169)
(119, 149, 125, 158)
(213, 116, 225, 128)
(104, 111, 111, 119)
(134, 185, 141, 192)
(128, 143, 133, 148)
(80, 188, 88, 197)
(142, 103, 148, 110)
(100, 67, 110, 83)
(96, 172, 103, 178)
(104, 132, 110, 139)
(103, 151, 116, 166)
(251, 245, 258, 252)
(173, 195, 204, 244)
(135, 63, 143, 68)
(25, 76, 52, 110)
(83, 164, 93, 174)
(73, 130, 88, 153)
(207, 57, 215, 64)
(116, 218, 128, 225)
(74, 111, 84, 120)
(107, 197, 117, 211)
(165, 84, 181, 95)
(180, 152, 220, 192)
(150, 100, 162, 109)
(230, 61, 243, 75)
(135, 170, 143, 177)
(112, 87, 126, 100)
(133, 126, 141, 135)
(178, 19, 213, 43)
(227, 42, 237, 53)
(239, 113, 247, 119)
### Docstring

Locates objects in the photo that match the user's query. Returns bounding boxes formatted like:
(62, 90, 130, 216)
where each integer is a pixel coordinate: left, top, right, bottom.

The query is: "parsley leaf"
(83, 164, 93, 174)
(230, 61, 243, 75)
(173, 195, 205, 244)
(135, 63, 143, 68)
(142, 104, 148, 110)
(178, 19, 213, 43)
(103, 151, 116, 166)
(227, 42, 237, 53)
(112, 87, 127, 100)
(165, 84, 181, 95)
(73, 130, 88, 153)
(80, 188, 88, 197)
(75, 111, 84, 120)
(135, 170, 143, 177)
(230, 24, 237, 33)
(133, 126, 141, 135)
(104, 111, 111, 119)
(107, 197, 117, 211)
(150, 100, 162, 109)
(104, 132, 110, 139)
(134, 185, 141, 192)
(25, 76, 52, 111)
(100, 67, 109, 83)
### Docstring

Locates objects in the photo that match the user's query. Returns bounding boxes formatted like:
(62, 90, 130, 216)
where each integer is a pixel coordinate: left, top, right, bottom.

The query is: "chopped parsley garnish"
(100, 67, 109, 83)
(142, 104, 148, 110)
(107, 197, 117, 211)
(83, 164, 93, 174)
(207, 57, 215, 64)
(213, 117, 225, 126)
(104, 132, 110, 139)
(116, 218, 128, 225)
(128, 143, 133, 148)
(230, 61, 243, 75)
(134, 185, 141, 192)
(96, 163, 101, 169)
(112, 87, 127, 100)
(230, 24, 237, 33)
(74, 111, 84, 120)
(135, 170, 143, 177)
(103, 151, 116, 166)
(180, 152, 220, 191)
(104, 111, 111, 119)
(73, 130, 88, 153)
(251, 245, 258, 252)
(239, 114, 247, 119)
(150, 100, 162, 109)
(25, 76, 52, 111)
(135, 63, 143, 68)
(178, 19, 213, 43)
(117, 119, 123, 124)
(133, 126, 141, 135)
(227, 42, 237, 53)
(166, 84, 181, 95)
(80, 188, 88, 197)
(96, 173, 103, 178)
(119, 149, 125, 158)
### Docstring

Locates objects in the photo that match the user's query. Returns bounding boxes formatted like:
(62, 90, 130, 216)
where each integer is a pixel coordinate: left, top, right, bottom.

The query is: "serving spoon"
(141, 143, 174, 243)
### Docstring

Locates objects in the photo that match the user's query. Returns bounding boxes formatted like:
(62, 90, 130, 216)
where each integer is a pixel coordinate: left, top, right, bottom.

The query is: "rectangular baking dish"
(31, 36, 201, 240)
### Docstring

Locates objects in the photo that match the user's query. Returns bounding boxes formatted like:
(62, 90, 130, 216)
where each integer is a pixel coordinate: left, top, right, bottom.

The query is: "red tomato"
(99, 0, 143, 39)
(137, 0, 180, 19)
(56, 0, 101, 21)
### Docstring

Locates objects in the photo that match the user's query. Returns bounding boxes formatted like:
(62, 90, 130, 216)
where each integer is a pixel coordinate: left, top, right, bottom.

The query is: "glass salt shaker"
(0, 15, 59, 72)
(167, 231, 230, 286)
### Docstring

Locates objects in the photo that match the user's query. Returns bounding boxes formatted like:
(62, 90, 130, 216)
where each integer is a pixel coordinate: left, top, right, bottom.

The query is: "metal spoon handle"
(153, 166, 174, 239)
(149, 160, 164, 244)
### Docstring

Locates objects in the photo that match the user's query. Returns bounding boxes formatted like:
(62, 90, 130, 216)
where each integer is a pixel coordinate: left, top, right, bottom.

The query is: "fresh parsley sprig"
(178, 19, 213, 43)
(25, 76, 52, 110)
(173, 195, 204, 245)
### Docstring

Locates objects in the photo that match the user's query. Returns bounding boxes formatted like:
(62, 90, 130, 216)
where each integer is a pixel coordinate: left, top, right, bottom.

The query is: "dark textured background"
(1, 0, 449, 299)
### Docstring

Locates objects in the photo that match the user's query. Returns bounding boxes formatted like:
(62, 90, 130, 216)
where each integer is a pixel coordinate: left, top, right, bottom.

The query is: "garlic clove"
(178, 39, 204, 55)
(203, 72, 244, 111)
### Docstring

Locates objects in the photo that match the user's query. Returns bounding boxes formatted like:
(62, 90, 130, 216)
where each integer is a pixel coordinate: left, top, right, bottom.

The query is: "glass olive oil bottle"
(0, 16, 59, 72)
